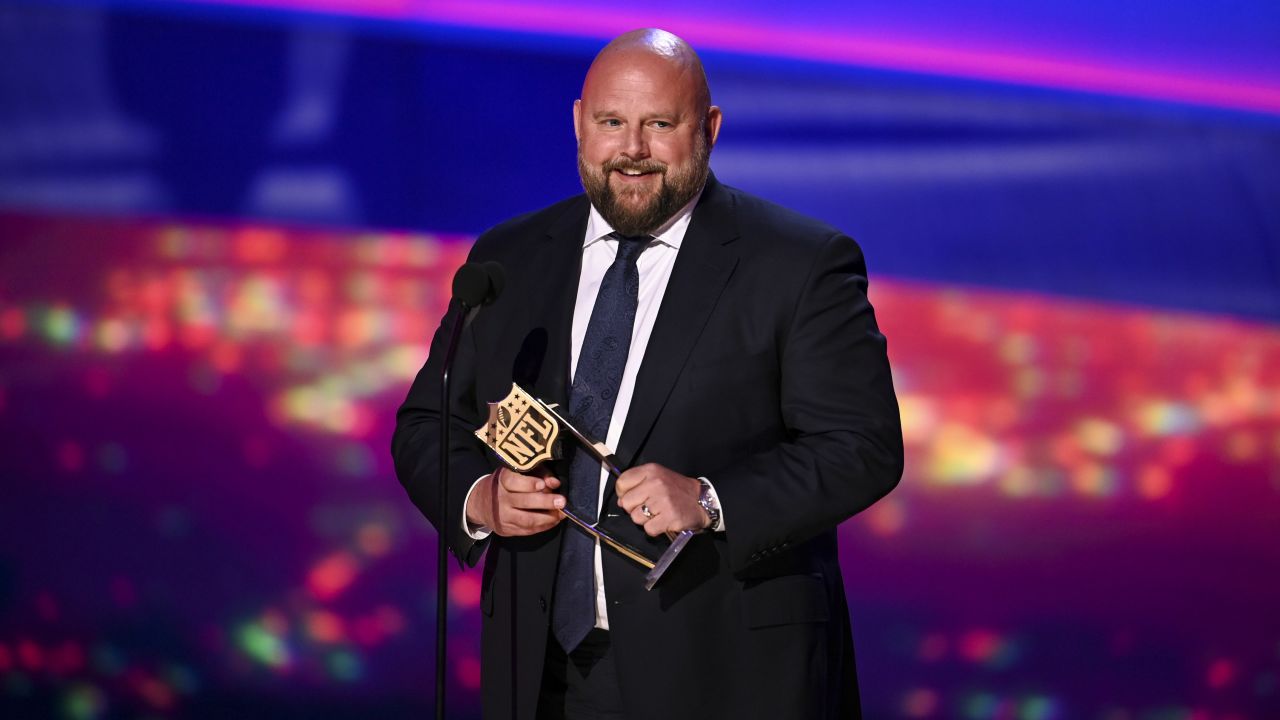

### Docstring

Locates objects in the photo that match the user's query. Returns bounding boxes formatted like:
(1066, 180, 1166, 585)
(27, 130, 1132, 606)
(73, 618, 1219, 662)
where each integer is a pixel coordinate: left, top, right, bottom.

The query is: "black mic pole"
(437, 262, 503, 720)
(437, 298, 465, 720)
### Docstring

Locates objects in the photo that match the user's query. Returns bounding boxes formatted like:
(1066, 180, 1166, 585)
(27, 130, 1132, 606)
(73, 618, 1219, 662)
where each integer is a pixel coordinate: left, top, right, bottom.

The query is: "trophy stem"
(559, 507, 656, 570)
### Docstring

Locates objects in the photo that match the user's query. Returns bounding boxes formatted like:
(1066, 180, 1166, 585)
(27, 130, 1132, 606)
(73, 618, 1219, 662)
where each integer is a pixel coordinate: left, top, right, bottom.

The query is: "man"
(393, 28, 902, 720)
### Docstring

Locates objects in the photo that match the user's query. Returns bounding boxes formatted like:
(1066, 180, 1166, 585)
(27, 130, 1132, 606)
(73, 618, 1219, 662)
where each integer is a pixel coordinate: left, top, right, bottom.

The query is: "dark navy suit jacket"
(393, 174, 903, 720)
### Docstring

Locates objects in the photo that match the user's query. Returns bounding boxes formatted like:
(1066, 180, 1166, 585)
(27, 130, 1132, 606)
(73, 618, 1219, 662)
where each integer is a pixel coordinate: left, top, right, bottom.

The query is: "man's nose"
(621, 125, 649, 159)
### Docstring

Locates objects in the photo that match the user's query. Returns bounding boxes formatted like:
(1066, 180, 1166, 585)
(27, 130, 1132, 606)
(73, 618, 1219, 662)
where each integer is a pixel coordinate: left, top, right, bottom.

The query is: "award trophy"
(475, 383, 696, 590)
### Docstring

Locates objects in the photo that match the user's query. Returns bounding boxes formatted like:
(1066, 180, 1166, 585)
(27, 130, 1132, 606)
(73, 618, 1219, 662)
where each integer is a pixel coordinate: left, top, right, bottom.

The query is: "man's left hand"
(615, 463, 709, 536)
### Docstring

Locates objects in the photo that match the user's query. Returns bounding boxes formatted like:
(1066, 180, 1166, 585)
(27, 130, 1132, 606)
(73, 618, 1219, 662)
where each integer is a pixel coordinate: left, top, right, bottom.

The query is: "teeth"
(621, 169, 644, 176)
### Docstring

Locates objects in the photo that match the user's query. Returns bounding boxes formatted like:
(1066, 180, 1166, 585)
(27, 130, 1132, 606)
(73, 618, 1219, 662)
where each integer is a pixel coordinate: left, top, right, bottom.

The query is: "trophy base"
(643, 529, 696, 591)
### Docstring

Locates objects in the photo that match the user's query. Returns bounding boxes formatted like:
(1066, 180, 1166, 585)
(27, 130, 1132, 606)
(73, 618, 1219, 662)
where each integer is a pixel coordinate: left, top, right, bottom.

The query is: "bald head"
(584, 29, 711, 112)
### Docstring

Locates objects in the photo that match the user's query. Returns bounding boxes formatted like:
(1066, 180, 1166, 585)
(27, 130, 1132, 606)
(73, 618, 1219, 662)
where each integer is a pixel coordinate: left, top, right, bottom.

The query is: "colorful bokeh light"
(1, 212, 1277, 718)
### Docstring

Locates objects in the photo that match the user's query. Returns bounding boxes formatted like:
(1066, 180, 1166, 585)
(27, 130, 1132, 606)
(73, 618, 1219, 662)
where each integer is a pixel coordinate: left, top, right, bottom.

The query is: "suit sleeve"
(390, 255, 495, 569)
(713, 232, 904, 575)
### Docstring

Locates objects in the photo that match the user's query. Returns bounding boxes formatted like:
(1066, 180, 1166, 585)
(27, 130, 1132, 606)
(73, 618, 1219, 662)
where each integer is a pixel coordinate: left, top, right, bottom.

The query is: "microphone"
(482, 261, 506, 304)
(435, 259, 504, 720)
(452, 261, 506, 309)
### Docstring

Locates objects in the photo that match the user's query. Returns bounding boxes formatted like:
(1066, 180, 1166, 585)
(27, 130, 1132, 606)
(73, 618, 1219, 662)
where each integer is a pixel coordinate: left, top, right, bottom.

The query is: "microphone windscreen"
(451, 263, 490, 308)
(482, 261, 506, 304)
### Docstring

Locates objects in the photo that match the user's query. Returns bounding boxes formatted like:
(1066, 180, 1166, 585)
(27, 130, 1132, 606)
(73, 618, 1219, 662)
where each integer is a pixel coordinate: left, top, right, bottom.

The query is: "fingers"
(615, 463, 706, 535)
(506, 489, 566, 512)
(615, 463, 658, 514)
(628, 502, 651, 526)
(644, 515, 671, 538)
(629, 506, 685, 537)
(489, 467, 566, 537)
(617, 486, 645, 516)
(493, 503, 563, 536)
(614, 465, 645, 495)
(497, 467, 555, 493)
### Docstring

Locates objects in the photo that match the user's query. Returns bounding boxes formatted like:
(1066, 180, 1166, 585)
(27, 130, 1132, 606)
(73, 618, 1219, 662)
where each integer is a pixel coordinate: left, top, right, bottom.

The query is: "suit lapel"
(609, 177, 740, 489)
(525, 197, 588, 412)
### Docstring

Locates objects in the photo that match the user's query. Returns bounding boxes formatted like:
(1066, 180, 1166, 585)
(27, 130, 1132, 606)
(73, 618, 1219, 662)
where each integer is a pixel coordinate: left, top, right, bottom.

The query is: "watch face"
(697, 488, 719, 528)
(696, 480, 719, 528)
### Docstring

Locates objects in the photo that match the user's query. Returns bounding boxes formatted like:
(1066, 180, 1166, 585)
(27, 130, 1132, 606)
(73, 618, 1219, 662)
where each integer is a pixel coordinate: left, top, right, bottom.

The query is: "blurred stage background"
(1, 0, 1279, 718)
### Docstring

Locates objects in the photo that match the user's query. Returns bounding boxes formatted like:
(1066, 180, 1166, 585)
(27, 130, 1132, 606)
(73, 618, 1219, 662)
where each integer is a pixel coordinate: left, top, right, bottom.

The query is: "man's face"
(574, 51, 721, 237)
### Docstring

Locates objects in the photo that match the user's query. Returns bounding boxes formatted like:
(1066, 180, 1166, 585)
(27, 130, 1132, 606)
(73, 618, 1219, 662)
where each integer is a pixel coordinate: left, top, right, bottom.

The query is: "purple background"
(1, 1, 1278, 718)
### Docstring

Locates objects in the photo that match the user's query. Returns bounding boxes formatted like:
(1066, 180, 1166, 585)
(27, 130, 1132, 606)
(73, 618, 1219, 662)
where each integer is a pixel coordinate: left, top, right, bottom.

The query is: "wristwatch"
(697, 478, 721, 530)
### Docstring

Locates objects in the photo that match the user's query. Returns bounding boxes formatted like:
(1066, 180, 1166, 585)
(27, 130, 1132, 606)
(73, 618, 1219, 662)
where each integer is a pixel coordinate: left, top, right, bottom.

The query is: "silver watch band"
(697, 478, 721, 530)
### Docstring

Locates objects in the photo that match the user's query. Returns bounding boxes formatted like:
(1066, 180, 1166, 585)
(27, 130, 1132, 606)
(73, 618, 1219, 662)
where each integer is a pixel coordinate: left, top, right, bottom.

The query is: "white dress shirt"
(465, 189, 723, 631)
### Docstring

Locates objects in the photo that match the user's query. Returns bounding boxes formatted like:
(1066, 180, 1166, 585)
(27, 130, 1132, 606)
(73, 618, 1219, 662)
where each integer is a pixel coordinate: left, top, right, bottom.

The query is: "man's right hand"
(466, 468, 566, 536)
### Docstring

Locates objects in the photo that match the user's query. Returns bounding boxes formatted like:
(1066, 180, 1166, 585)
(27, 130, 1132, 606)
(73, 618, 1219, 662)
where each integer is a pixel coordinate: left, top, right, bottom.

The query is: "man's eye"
(603, 119, 622, 127)
(652, 121, 671, 129)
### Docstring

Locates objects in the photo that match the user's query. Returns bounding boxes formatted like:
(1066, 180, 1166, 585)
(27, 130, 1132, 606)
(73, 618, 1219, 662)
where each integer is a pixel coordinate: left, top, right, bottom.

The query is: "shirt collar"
(583, 186, 705, 250)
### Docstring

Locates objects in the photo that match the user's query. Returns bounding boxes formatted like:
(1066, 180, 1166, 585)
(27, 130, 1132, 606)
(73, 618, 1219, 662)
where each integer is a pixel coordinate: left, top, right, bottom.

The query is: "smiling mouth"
(607, 160, 665, 180)
(613, 168, 657, 178)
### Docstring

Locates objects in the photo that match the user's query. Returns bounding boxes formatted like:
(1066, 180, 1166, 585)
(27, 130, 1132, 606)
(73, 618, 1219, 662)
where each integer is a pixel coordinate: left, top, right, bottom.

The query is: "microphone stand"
(437, 299, 478, 720)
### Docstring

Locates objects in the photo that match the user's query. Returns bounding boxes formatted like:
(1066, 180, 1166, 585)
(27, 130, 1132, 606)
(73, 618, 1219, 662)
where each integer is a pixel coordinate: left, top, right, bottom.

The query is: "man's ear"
(573, 99, 583, 142)
(705, 105, 723, 148)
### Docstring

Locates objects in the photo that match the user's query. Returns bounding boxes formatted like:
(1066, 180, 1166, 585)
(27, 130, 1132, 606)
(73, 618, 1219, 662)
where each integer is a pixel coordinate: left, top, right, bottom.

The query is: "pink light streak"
(187, 0, 1280, 116)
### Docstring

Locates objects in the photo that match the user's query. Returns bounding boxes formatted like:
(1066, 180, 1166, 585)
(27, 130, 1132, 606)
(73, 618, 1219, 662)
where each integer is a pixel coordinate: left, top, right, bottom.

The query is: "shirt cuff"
(462, 473, 494, 540)
(698, 476, 726, 532)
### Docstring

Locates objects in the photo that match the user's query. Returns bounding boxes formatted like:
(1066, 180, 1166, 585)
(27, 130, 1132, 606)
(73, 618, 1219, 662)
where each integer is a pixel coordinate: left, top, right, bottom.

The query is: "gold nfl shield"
(475, 384, 560, 472)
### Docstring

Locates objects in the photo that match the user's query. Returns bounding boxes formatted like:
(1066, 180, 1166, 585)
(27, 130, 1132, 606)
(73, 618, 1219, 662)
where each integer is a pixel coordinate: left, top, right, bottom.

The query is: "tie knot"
(611, 233, 650, 262)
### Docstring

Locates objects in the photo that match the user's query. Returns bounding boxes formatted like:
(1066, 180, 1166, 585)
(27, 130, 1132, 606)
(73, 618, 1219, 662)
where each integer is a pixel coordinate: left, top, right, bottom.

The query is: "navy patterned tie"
(552, 233, 649, 653)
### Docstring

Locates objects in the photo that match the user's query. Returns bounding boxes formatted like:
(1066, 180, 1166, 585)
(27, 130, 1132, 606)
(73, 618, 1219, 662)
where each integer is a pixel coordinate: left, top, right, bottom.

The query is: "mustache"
(602, 158, 668, 175)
